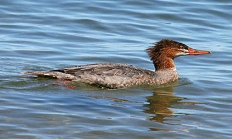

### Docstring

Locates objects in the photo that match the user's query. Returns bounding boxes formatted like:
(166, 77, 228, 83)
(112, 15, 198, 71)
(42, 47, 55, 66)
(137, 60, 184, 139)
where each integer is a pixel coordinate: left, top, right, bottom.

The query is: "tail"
(22, 71, 77, 80)
(22, 71, 56, 78)
(22, 71, 47, 75)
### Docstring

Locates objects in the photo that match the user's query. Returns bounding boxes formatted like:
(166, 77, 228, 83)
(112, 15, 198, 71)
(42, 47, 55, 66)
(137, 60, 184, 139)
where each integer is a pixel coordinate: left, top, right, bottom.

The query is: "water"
(1, 0, 232, 138)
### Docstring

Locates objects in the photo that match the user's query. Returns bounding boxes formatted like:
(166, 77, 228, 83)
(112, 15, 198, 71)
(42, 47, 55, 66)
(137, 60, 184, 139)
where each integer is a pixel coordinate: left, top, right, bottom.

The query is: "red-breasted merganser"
(23, 39, 210, 89)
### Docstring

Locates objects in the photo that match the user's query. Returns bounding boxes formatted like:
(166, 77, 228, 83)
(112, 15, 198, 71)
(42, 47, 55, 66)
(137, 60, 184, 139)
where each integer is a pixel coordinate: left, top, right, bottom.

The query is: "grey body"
(24, 63, 178, 89)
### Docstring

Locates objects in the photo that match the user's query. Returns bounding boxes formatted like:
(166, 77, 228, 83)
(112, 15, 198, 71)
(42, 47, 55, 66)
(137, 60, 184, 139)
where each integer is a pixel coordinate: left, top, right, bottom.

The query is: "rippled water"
(1, 0, 232, 138)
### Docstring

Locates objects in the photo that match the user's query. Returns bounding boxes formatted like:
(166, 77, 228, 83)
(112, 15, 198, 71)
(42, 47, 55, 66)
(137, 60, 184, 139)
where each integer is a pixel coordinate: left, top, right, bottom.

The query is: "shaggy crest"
(146, 39, 188, 61)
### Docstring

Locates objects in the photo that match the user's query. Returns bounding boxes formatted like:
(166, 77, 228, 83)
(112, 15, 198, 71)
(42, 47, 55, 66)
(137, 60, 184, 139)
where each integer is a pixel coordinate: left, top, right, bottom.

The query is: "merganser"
(23, 39, 210, 89)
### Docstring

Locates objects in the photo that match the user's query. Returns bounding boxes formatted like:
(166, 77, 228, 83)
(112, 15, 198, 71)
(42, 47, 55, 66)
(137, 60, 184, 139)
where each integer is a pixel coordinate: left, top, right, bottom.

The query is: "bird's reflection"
(143, 81, 184, 123)
(85, 78, 206, 133)
(86, 78, 198, 124)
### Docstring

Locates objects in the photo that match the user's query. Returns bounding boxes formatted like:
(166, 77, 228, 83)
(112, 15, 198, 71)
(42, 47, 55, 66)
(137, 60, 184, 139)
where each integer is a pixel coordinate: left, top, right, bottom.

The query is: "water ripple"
(0, 0, 232, 138)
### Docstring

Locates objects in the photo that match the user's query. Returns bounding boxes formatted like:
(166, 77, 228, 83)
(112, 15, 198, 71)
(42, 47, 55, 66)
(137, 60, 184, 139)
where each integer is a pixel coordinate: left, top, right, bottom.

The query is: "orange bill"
(188, 47, 211, 55)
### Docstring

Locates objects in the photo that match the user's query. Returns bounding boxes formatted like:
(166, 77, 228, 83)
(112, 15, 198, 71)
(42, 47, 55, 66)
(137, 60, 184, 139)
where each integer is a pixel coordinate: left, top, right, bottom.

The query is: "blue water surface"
(0, 0, 232, 138)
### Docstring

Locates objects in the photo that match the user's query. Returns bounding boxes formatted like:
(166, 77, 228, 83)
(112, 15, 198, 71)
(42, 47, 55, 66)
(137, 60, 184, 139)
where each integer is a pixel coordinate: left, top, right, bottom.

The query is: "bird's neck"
(153, 57, 175, 71)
